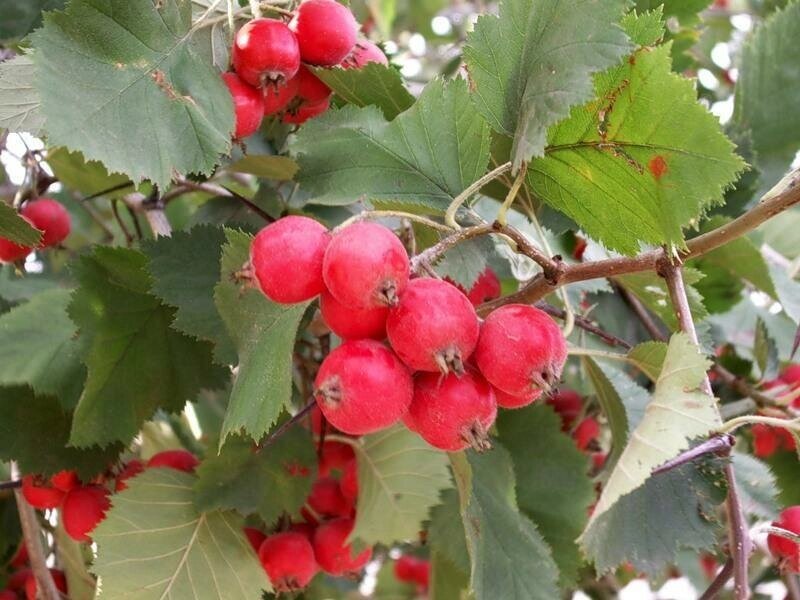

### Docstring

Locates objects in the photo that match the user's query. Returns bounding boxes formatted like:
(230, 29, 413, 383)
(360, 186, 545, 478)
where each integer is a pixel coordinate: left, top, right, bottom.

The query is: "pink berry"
(147, 449, 199, 472)
(323, 222, 410, 309)
(405, 370, 497, 452)
(387, 278, 479, 374)
(342, 40, 389, 69)
(115, 459, 145, 492)
(475, 304, 567, 398)
(314, 339, 413, 435)
(313, 517, 372, 575)
(290, 0, 358, 66)
(307, 476, 353, 518)
(61, 486, 111, 542)
(263, 76, 299, 115)
(282, 98, 330, 124)
(250, 216, 330, 304)
(21, 198, 70, 248)
(49, 470, 79, 492)
(258, 532, 318, 591)
(320, 288, 388, 340)
(232, 19, 300, 87)
(222, 72, 265, 138)
(493, 386, 541, 410)
(768, 506, 800, 572)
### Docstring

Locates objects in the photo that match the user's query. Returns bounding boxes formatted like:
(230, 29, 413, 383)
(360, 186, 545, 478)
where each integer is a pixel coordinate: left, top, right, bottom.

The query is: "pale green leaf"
(228, 155, 299, 180)
(770, 262, 800, 324)
(627, 340, 668, 381)
(430, 551, 469, 600)
(46, 148, 132, 199)
(616, 268, 708, 330)
(0, 54, 43, 134)
(312, 63, 414, 120)
(732, 452, 779, 520)
(55, 521, 96, 600)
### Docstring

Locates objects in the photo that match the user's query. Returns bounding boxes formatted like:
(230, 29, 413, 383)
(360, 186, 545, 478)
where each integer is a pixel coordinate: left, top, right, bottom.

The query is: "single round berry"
(394, 555, 430, 588)
(62, 485, 111, 542)
(244, 527, 267, 553)
(307, 476, 353, 518)
(21, 198, 70, 248)
(147, 449, 199, 473)
(340, 459, 358, 502)
(318, 440, 355, 477)
(232, 18, 300, 87)
(405, 370, 497, 452)
(323, 222, 410, 309)
(475, 304, 567, 398)
(546, 388, 583, 430)
(573, 416, 600, 451)
(465, 267, 501, 306)
(222, 72, 265, 138)
(296, 65, 331, 103)
(21, 475, 65, 509)
(290, 0, 358, 66)
(259, 532, 318, 591)
(115, 459, 145, 492)
(264, 76, 299, 115)
(282, 98, 330, 124)
(387, 278, 479, 375)
(752, 423, 780, 458)
(313, 517, 372, 576)
(250, 216, 330, 304)
(24, 569, 67, 600)
(50, 470, 79, 492)
(320, 289, 388, 340)
(493, 386, 541, 410)
(314, 340, 413, 435)
(342, 40, 389, 69)
(768, 506, 800, 572)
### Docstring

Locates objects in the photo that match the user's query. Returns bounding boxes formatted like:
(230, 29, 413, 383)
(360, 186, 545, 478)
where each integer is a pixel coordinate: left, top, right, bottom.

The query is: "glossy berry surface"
(251, 216, 330, 304)
(115, 459, 145, 491)
(546, 388, 583, 430)
(315, 340, 413, 435)
(263, 76, 299, 115)
(320, 289, 388, 340)
(405, 371, 497, 451)
(258, 532, 318, 591)
(475, 304, 567, 398)
(24, 569, 67, 600)
(282, 98, 330, 124)
(323, 222, 410, 309)
(232, 19, 300, 87)
(767, 506, 800, 572)
(493, 385, 541, 409)
(291, 0, 358, 66)
(307, 476, 353, 518)
(50, 470, 79, 492)
(21, 475, 65, 509)
(313, 517, 372, 576)
(62, 485, 111, 542)
(342, 40, 389, 69)
(147, 449, 199, 473)
(222, 72, 265, 138)
(21, 198, 71, 248)
(387, 278, 479, 374)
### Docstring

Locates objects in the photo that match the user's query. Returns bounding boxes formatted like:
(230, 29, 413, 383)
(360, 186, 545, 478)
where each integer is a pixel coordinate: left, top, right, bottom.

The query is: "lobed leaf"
(312, 63, 414, 120)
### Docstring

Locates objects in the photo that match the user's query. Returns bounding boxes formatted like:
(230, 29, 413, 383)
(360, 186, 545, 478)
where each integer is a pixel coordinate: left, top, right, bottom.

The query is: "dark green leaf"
(754, 317, 779, 380)
(228, 155, 299, 180)
(0, 200, 41, 247)
(428, 488, 470, 573)
(0, 0, 65, 42)
(430, 551, 469, 600)
(312, 63, 414, 120)
(433, 237, 493, 289)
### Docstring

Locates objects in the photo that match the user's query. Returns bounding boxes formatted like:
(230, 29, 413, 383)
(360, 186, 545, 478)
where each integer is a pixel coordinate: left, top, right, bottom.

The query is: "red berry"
(546, 388, 583, 430)
(313, 517, 372, 575)
(475, 304, 567, 398)
(0, 215, 33, 263)
(572, 236, 587, 260)
(314, 340, 413, 435)
(7, 569, 31, 591)
(250, 216, 330, 304)
(147, 449, 199, 473)
(296, 65, 331, 104)
(222, 72, 265, 139)
(752, 423, 780, 458)
(259, 532, 318, 591)
(50, 470, 79, 492)
(115, 459, 145, 492)
(0, 589, 16, 600)
(342, 40, 388, 69)
(320, 289, 388, 340)
(264, 76, 300, 115)
(62, 485, 111, 542)
(573, 417, 600, 451)
(307, 476, 353, 518)
(387, 278, 480, 375)
(21, 475, 65, 509)
(493, 385, 541, 410)
(465, 267, 502, 306)
(290, 521, 316, 540)
(10, 543, 29, 568)
(21, 199, 70, 248)
(781, 364, 800, 387)
(323, 222, 410, 309)
(340, 459, 358, 501)
(244, 527, 267, 553)
(290, 0, 358, 66)
(768, 506, 800, 572)
(394, 555, 430, 588)
(282, 98, 330, 124)
(24, 569, 67, 600)
(232, 18, 300, 87)
(405, 370, 497, 452)
(318, 440, 355, 477)
(591, 451, 607, 470)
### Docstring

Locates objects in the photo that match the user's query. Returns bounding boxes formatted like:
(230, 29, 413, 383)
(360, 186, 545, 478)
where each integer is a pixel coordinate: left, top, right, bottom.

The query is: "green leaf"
(770, 262, 800, 324)
(193, 430, 316, 525)
(351, 425, 451, 547)
(0, 54, 44, 134)
(214, 229, 309, 444)
(93, 469, 270, 598)
(433, 237, 493, 289)
(143, 225, 235, 364)
(55, 521, 96, 600)
(627, 340, 668, 381)
(430, 551, 469, 600)
(46, 147, 132, 199)
(765, 449, 800, 505)
(529, 44, 745, 255)
(464, 0, 631, 169)
(621, 7, 665, 47)
(616, 268, 708, 330)
(732, 452, 779, 520)
(754, 317, 779, 380)
(428, 489, 470, 573)
(227, 155, 299, 180)
(588, 333, 721, 522)
(31, 0, 233, 189)
(68, 246, 227, 447)
(0, 200, 41, 246)
(0, 385, 122, 479)
(312, 64, 414, 120)
(0, 0, 65, 42)
(0, 289, 84, 409)
(451, 449, 559, 600)
(496, 404, 594, 585)
(634, 0, 712, 24)
(292, 78, 491, 211)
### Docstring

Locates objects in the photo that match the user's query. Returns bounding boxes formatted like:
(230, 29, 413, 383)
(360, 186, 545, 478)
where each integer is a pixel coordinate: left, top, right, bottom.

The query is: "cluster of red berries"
(222, 0, 388, 138)
(0, 198, 70, 263)
(0, 545, 67, 600)
(752, 364, 800, 458)
(248, 216, 568, 451)
(768, 506, 800, 573)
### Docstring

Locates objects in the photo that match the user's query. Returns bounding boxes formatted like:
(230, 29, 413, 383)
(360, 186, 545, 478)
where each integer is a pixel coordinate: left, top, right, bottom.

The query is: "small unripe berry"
(50, 470, 79, 492)
(244, 527, 267, 553)
(291, 0, 358, 66)
(259, 532, 318, 591)
(314, 340, 413, 434)
(21, 475, 65, 509)
(387, 278, 479, 375)
(493, 386, 541, 410)
(282, 98, 330, 124)
(405, 371, 497, 452)
(21, 198, 70, 248)
(62, 485, 111, 542)
(115, 459, 145, 492)
(251, 216, 330, 304)
(232, 19, 300, 87)
(342, 40, 389, 69)
(340, 459, 358, 502)
(147, 449, 199, 473)
(313, 517, 372, 575)
(307, 476, 353, 518)
(323, 222, 410, 309)
(24, 569, 67, 600)
(320, 289, 388, 340)
(263, 76, 299, 115)
(222, 72, 265, 138)
(546, 388, 583, 430)
(768, 506, 800, 572)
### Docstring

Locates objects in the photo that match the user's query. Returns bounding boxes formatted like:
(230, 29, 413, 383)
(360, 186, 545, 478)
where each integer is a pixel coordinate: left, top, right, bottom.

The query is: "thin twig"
(784, 573, 800, 600)
(699, 559, 734, 600)
(111, 199, 133, 245)
(651, 434, 735, 475)
(0, 479, 22, 490)
(445, 161, 512, 229)
(80, 181, 135, 201)
(496, 164, 527, 227)
(724, 461, 752, 600)
(257, 401, 316, 450)
(535, 302, 632, 349)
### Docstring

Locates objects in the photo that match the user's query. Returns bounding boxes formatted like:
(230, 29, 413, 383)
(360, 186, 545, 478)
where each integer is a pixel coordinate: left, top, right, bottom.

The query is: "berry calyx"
(146, 449, 199, 473)
(290, 0, 359, 66)
(307, 476, 353, 518)
(546, 388, 583, 430)
(387, 278, 480, 375)
(493, 386, 541, 409)
(314, 339, 413, 435)
(24, 569, 67, 600)
(61, 485, 111, 542)
(222, 72, 265, 139)
(250, 216, 330, 304)
(475, 304, 567, 397)
(342, 40, 389, 69)
(313, 517, 372, 576)
(232, 19, 300, 87)
(263, 76, 299, 115)
(768, 506, 800, 572)
(50, 470, 79, 492)
(282, 98, 330, 124)
(21, 198, 71, 248)
(323, 222, 410, 309)
(259, 532, 319, 591)
(21, 475, 65, 509)
(115, 459, 145, 492)
(405, 370, 497, 452)
(296, 65, 332, 104)
(320, 288, 389, 340)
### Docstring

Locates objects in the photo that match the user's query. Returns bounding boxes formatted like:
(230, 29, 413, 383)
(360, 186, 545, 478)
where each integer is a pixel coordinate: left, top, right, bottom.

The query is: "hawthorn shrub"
(0, 0, 799, 598)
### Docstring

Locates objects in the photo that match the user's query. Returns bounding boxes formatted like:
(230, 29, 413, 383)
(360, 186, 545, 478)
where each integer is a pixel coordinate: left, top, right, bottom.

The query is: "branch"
(256, 401, 316, 450)
(699, 558, 734, 600)
(651, 434, 735, 475)
(0, 478, 22, 490)
(535, 302, 632, 349)
(724, 461, 752, 600)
